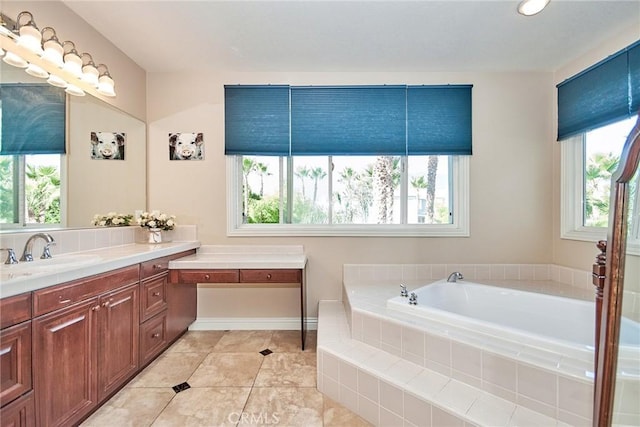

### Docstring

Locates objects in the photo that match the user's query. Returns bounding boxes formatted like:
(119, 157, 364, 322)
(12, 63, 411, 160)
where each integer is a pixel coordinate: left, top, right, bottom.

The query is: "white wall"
(147, 70, 554, 317)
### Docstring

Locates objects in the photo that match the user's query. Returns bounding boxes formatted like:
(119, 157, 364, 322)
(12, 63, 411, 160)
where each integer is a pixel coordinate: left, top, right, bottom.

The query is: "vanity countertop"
(0, 241, 200, 298)
(168, 245, 307, 270)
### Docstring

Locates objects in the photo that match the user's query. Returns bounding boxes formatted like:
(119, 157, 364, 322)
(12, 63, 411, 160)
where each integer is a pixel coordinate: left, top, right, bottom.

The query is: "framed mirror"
(0, 60, 146, 230)
(594, 115, 640, 425)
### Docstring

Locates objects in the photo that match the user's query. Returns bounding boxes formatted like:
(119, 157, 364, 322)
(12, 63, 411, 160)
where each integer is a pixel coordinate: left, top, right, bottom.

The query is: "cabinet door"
(0, 322, 31, 407)
(166, 282, 197, 343)
(97, 284, 139, 402)
(0, 391, 35, 427)
(33, 299, 99, 427)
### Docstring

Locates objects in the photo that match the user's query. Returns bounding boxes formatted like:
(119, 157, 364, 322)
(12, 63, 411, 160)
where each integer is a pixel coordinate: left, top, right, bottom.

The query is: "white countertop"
(168, 245, 307, 270)
(0, 241, 200, 298)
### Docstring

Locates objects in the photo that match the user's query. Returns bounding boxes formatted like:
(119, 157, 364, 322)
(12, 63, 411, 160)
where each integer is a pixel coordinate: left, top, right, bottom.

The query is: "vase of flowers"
(91, 212, 134, 227)
(137, 211, 176, 243)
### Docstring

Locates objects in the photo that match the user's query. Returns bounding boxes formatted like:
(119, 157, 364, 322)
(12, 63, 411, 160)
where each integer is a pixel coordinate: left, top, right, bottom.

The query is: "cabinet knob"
(101, 301, 110, 308)
(204, 274, 210, 280)
(152, 333, 160, 338)
(154, 264, 164, 269)
(152, 292, 161, 297)
(91, 305, 101, 311)
(266, 274, 272, 280)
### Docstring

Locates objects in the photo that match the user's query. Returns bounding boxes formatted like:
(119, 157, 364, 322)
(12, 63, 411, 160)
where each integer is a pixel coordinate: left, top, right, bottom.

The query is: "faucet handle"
(41, 242, 56, 259)
(400, 284, 408, 297)
(0, 248, 19, 265)
(409, 292, 418, 305)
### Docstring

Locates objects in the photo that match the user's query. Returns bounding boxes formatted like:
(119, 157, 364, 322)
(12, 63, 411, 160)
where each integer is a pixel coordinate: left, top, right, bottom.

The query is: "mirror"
(594, 115, 640, 426)
(1, 61, 146, 230)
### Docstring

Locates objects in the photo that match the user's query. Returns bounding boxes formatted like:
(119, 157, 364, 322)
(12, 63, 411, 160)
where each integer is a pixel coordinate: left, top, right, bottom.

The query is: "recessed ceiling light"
(518, 0, 551, 16)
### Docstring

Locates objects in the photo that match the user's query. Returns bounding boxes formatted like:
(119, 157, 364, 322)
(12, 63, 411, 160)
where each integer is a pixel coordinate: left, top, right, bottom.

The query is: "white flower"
(99, 220, 106, 226)
(166, 219, 175, 227)
(148, 220, 157, 228)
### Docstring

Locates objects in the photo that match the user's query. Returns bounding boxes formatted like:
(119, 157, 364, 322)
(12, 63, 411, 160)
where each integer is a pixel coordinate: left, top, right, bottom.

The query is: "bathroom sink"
(0, 254, 103, 280)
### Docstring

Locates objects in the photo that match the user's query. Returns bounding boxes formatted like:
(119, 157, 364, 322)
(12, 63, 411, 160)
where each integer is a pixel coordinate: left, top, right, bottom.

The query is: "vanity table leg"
(300, 268, 306, 351)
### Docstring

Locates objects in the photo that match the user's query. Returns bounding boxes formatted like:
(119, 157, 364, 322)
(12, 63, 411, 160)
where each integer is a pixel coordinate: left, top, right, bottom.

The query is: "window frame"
(226, 155, 469, 237)
(561, 134, 640, 255)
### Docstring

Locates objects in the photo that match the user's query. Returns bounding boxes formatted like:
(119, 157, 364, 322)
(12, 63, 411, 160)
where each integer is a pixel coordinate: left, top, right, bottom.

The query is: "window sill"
(227, 223, 470, 238)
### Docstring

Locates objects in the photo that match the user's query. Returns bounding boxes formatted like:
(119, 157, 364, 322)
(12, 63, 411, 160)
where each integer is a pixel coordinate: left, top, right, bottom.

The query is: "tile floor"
(81, 330, 371, 427)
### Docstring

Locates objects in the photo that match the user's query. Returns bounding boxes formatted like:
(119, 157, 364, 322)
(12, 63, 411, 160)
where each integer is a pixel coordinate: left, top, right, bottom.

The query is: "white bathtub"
(387, 280, 640, 352)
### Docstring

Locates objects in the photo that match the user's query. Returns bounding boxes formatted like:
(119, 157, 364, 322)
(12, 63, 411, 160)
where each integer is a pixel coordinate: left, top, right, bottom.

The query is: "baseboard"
(189, 316, 318, 331)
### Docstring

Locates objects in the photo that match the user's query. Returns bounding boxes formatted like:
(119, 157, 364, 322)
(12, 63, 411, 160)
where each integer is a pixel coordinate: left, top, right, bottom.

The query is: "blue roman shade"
(557, 40, 640, 140)
(407, 85, 473, 155)
(0, 84, 66, 155)
(224, 84, 473, 156)
(224, 85, 290, 156)
(290, 86, 407, 156)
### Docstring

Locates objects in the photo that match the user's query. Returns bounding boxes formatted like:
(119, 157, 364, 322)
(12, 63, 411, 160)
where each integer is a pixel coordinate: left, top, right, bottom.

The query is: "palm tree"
(25, 164, 60, 223)
(310, 167, 327, 204)
(373, 156, 394, 224)
(295, 166, 310, 200)
(337, 167, 357, 222)
(425, 155, 439, 223)
(242, 158, 257, 220)
(410, 175, 427, 220)
(255, 162, 271, 197)
(585, 152, 619, 224)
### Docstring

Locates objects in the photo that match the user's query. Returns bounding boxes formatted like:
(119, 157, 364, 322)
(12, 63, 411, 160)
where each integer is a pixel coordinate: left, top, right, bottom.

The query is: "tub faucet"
(409, 292, 418, 305)
(0, 248, 18, 264)
(400, 284, 408, 297)
(447, 272, 463, 283)
(20, 233, 55, 262)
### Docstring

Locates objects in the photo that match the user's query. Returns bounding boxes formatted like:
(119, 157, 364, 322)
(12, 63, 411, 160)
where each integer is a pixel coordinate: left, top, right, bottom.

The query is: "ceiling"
(62, 0, 640, 73)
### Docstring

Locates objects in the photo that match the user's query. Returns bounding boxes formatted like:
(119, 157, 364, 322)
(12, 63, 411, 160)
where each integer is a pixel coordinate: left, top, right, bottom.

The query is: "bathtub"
(387, 279, 640, 353)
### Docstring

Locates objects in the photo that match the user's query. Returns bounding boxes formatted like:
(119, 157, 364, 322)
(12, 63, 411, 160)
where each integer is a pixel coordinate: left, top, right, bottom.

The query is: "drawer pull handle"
(204, 274, 210, 280)
(58, 298, 71, 304)
(152, 292, 161, 297)
(152, 333, 160, 338)
(154, 264, 164, 269)
(266, 274, 272, 280)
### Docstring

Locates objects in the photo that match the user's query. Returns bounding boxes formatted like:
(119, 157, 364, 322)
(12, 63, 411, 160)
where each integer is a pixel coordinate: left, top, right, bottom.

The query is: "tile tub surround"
(315, 263, 606, 426)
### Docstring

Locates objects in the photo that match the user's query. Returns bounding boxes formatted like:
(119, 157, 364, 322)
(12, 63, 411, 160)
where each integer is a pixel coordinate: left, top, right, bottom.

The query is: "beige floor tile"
(268, 330, 317, 353)
(187, 352, 264, 387)
(254, 352, 317, 387)
(323, 396, 372, 427)
(212, 330, 273, 352)
(240, 387, 323, 427)
(166, 331, 225, 353)
(151, 387, 251, 427)
(80, 387, 174, 427)
(128, 352, 207, 388)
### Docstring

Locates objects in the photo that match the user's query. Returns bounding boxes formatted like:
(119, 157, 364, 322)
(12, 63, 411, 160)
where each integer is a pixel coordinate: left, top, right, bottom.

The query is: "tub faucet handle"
(409, 292, 418, 305)
(400, 284, 408, 297)
(447, 272, 464, 283)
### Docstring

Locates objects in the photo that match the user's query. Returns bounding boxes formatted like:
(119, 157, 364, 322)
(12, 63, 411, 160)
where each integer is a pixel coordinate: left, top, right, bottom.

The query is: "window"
(561, 116, 640, 254)
(227, 154, 469, 236)
(0, 154, 63, 227)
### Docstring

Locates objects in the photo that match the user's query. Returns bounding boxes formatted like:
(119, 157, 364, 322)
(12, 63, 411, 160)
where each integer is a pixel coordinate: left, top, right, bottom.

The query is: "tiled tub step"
(316, 301, 566, 427)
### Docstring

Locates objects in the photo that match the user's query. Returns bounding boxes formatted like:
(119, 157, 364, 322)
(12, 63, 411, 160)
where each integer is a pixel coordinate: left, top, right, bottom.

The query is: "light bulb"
(25, 63, 49, 78)
(47, 74, 68, 88)
(65, 84, 85, 96)
(3, 51, 28, 68)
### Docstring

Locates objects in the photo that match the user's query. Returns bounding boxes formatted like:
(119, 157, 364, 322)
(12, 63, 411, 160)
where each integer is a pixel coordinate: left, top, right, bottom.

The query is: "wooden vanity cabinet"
(0, 293, 34, 427)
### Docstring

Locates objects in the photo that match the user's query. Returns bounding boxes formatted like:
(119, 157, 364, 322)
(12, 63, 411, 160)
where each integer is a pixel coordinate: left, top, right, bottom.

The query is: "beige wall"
(147, 71, 554, 317)
(2, 1, 146, 120)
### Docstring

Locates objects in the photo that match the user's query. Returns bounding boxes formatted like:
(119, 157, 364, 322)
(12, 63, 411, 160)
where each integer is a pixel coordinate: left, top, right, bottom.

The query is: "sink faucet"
(447, 272, 463, 283)
(0, 248, 18, 264)
(20, 233, 56, 262)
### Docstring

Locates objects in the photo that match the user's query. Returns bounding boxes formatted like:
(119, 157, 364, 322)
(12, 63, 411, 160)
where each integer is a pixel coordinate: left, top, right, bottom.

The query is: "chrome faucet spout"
(447, 272, 463, 283)
(20, 233, 56, 262)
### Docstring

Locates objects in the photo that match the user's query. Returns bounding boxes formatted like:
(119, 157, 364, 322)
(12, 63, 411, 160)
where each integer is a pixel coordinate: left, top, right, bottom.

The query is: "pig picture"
(169, 132, 204, 160)
(91, 131, 125, 160)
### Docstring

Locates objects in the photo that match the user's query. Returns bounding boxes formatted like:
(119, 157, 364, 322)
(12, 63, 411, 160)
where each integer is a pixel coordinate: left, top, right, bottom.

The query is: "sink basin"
(0, 254, 102, 281)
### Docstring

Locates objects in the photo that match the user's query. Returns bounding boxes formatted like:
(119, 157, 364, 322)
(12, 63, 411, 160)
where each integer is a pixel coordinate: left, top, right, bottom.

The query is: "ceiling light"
(62, 41, 83, 78)
(16, 11, 43, 54)
(518, 0, 550, 16)
(3, 51, 28, 68)
(65, 84, 85, 96)
(47, 74, 68, 88)
(96, 64, 116, 97)
(25, 63, 49, 78)
(41, 27, 64, 68)
(81, 53, 100, 87)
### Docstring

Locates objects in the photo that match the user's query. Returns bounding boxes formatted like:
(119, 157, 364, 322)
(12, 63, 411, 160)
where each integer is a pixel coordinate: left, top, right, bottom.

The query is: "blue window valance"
(0, 84, 66, 155)
(557, 40, 640, 141)
(224, 84, 473, 156)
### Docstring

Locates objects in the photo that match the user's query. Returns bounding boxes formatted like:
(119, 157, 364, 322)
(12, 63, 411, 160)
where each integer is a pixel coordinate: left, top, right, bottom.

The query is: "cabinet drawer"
(175, 269, 240, 284)
(0, 294, 31, 330)
(140, 275, 168, 322)
(0, 322, 32, 407)
(140, 313, 167, 366)
(0, 390, 35, 427)
(240, 269, 301, 283)
(33, 265, 139, 316)
(141, 250, 196, 280)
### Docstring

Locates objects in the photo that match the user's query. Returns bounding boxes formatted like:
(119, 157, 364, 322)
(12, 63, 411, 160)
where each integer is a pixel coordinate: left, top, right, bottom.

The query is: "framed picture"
(169, 132, 204, 160)
(91, 131, 125, 160)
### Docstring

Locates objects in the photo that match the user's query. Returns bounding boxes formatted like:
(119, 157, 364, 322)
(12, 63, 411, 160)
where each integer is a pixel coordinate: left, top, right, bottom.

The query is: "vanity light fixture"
(0, 10, 116, 97)
(517, 0, 550, 16)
